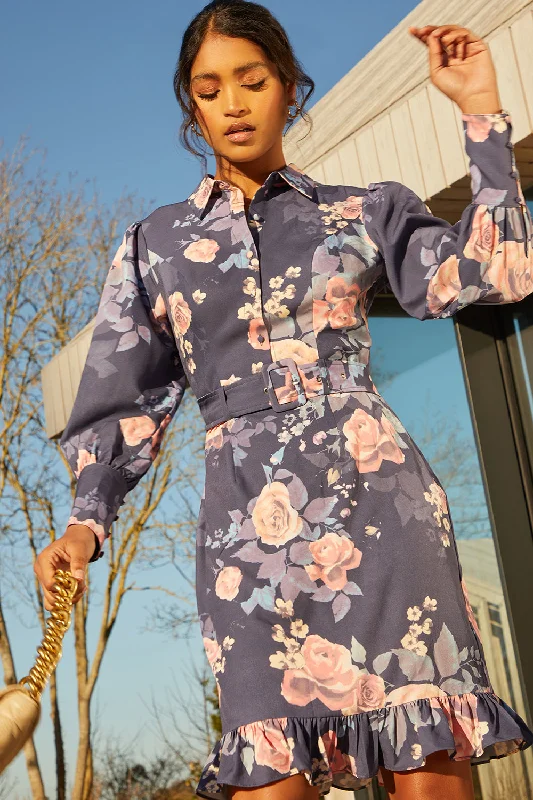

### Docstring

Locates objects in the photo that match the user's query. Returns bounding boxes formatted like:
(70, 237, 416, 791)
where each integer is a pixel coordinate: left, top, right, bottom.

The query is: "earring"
(287, 100, 302, 120)
(192, 121, 202, 137)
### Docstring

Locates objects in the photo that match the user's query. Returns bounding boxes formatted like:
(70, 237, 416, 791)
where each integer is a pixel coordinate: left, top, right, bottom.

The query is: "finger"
(427, 30, 446, 70)
(43, 582, 85, 612)
(37, 544, 68, 593)
(440, 28, 477, 46)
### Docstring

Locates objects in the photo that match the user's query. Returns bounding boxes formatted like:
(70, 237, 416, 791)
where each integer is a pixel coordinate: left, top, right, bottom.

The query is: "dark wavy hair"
(173, 0, 315, 172)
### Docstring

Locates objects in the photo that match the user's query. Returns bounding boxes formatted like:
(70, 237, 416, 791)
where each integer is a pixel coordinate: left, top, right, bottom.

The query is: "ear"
(285, 80, 297, 105)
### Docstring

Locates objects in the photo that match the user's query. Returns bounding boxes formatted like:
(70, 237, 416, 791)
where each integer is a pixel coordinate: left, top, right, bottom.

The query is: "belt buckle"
(262, 357, 305, 412)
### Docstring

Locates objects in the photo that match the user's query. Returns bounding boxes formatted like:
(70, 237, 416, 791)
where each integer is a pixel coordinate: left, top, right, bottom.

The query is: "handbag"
(0, 569, 78, 773)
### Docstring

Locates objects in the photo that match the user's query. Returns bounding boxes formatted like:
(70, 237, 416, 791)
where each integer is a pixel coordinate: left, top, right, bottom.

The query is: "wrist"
(64, 524, 99, 561)
(459, 93, 503, 115)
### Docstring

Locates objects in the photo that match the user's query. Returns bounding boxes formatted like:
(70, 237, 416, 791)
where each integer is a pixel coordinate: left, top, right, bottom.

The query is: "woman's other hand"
(408, 24, 502, 114)
(34, 525, 96, 611)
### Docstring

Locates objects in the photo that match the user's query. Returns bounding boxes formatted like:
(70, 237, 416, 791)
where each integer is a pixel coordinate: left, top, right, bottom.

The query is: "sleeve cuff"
(65, 462, 129, 553)
(462, 110, 525, 207)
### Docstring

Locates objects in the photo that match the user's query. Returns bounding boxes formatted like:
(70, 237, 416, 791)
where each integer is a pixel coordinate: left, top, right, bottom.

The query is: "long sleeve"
(59, 220, 188, 560)
(362, 110, 533, 319)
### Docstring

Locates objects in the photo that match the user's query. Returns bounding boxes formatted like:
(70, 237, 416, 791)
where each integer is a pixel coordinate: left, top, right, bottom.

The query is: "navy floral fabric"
(60, 110, 533, 796)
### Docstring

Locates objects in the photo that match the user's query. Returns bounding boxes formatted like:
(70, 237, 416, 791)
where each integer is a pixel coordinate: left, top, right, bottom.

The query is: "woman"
(35, 1, 533, 798)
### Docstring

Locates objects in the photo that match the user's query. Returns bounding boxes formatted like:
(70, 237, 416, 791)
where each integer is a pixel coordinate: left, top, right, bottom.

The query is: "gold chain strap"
(18, 569, 79, 702)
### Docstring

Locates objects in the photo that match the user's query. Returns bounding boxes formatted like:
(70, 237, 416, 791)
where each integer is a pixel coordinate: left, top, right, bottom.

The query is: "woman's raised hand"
(34, 525, 96, 611)
(408, 24, 502, 114)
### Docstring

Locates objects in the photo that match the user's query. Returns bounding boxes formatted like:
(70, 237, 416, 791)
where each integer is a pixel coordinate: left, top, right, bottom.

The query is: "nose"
(220, 85, 250, 118)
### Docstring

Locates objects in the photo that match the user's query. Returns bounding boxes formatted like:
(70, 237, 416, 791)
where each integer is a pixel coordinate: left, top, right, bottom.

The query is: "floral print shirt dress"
(60, 110, 533, 797)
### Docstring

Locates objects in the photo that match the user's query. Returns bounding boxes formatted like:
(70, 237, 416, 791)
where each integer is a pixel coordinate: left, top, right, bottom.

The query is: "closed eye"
(197, 78, 267, 101)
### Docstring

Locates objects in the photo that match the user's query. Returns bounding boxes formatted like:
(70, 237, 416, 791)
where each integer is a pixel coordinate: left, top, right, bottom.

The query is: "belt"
(197, 356, 377, 430)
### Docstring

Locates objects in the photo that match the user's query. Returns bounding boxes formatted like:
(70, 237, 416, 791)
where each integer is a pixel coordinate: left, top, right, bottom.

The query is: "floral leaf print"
(332, 593, 351, 623)
(373, 651, 393, 675)
(240, 746, 254, 776)
(256, 550, 287, 582)
(434, 622, 461, 678)
(311, 585, 336, 602)
(232, 540, 266, 563)
(343, 581, 362, 595)
(241, 585, 276, 615)
(302, 496, 338, 523)
(289, 540, 313, 565)
(350, 636, 367, 665)
(385, 706, 408, 756)
(280, 566, 316, 602)
(392, 649, 435, 682)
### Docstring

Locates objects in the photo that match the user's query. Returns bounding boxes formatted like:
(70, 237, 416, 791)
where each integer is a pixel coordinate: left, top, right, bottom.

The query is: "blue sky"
(0, 1, 505, 796)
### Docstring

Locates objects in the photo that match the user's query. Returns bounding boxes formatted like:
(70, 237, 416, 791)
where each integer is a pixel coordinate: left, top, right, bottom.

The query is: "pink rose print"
(386, 683, 448, 707)
(280, 635, 362, 711)
(429, 693, 487, 758)
(337, 195, 363, 220)
(203, 637, 222, 667)
(111, 233, 128, 269)
(320, 730, 357, 776)
(190, 177, 212, 210)
(67, 516, 105, 546)
(183, 238, 220, 263)
(119, 415, 157, 446)
(304, 532, 362, 591)
(325, 275, 360, 306)
(461, 578, 483, 642)
(270, 338, 319, 365)
(228, 184, 245, 215)
(215, 566, 243, 601)
(354, 673, 386, 712)
(205, 423, 225, 451)
(149, 293, 174, 340)
(248, 317, 270, 350)
(427, 255, 462, 315)
(149, 413, 173, 461)
(463, 206, 500, 263)
(463, 116, 493, 143)
(484, 239, 530, 302)
(313, 275, 360, 334)
(168, 291, 192, 336)
(246, 720, 294, 773)
(343, 409, 405, 472)
(75, 449, 96, 479)
(313, 299, 331, 336)
(205, 419, 235, 452)
(252, 481, 303, 547)
(329, 298, 358, 328)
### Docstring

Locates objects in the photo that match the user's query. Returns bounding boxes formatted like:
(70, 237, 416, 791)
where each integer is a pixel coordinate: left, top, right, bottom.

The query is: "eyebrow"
(191, 60, 269, 83)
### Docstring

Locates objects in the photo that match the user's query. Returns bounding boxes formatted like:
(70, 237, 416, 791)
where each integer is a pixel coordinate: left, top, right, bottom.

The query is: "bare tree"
(141, 645, 222, 794)
(0, 135, 205, 800)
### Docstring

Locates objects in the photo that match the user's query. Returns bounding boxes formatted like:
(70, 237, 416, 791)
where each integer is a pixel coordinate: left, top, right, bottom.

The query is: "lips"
(225, 123, 255, 135)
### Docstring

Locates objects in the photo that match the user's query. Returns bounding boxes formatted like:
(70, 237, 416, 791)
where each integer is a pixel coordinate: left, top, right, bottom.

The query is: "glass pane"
(506, 193, 533, 480)
(368, 312, 533, 799)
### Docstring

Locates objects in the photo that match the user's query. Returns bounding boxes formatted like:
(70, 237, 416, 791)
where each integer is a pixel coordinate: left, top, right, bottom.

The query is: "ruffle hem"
(195, 690, 533, 798)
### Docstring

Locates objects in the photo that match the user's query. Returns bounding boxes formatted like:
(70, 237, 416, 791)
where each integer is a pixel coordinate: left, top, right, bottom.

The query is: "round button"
(250, 257, 259, 266)
(246, 250, 254, 258)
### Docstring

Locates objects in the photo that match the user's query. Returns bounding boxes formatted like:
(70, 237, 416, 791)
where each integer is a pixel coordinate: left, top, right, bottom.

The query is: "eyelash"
(197, 79, 266, 101)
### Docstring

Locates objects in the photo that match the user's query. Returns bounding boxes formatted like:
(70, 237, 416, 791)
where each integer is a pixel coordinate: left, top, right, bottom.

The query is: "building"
(42, 0, 533, 797)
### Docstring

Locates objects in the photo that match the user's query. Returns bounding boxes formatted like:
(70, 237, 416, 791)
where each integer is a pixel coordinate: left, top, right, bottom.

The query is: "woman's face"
(190, 32, 295, 164)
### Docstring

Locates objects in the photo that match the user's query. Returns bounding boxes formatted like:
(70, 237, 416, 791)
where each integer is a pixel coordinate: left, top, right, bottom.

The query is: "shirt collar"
(187, 161, 317, 218)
